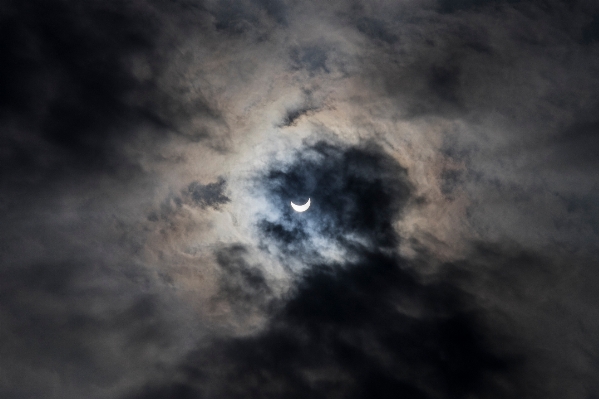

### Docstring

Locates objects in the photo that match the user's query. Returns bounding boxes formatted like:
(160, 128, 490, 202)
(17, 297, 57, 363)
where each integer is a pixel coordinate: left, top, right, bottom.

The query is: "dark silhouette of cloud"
(581, 13, 599, 44)
(0, 0, 220, 184)
(356, 17, 399, 45)
(211, 244, 274, 321)
(279, 104, 320, 127)
(187, 178, 231, 209)
(290, 45, 330, 74)
(0, 0, 157, 175)
(126, 142, 526, 399)
(259, 141, 411, 252)
(0, 260, 192, 399)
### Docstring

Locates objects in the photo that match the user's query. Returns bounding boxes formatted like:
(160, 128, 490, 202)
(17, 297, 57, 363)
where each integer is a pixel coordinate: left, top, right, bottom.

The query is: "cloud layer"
(1, 0, 599, 398)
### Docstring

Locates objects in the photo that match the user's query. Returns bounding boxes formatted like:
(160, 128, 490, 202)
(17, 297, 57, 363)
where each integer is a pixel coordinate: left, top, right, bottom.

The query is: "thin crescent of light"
(291, 198, 311, 212)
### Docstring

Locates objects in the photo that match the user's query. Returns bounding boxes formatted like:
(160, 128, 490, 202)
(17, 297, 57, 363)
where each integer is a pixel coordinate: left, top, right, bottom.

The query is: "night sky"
(1, 0, 599, 398)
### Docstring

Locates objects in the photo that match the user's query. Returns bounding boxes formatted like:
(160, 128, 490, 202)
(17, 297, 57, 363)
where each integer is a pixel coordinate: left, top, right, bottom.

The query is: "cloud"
(258, 140, 411, 255)
(0, 260, 196, 399)
(210, 244, 275, 328)
(186, 178, 231, 209)
(290, 45, 331, 74)
(125, 142, 531, 399)
(0, 0, 227, 185)
(2, 0, 599, 398)
(355, 17, 399, 45)
(0, 0, 158, 175)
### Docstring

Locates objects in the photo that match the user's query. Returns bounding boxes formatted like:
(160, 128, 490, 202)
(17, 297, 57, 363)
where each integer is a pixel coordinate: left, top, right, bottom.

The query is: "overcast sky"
(1, 0, 599, 398)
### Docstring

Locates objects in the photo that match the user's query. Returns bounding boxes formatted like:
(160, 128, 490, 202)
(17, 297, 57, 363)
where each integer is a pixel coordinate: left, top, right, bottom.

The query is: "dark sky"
(1, 0, 599, 398)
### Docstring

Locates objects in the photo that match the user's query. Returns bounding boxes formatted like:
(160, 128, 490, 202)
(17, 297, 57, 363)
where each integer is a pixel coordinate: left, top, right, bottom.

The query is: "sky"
(1, 0, 599, 398)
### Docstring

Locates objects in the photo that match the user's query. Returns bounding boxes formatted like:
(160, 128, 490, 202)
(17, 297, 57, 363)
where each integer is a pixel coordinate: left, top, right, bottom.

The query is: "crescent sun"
(291, 198, 311, 212)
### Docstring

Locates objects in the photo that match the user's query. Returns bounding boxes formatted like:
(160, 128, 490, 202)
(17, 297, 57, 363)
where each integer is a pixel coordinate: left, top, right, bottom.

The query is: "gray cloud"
(2, 0, 599, 398)
(186, 178, 231, 209)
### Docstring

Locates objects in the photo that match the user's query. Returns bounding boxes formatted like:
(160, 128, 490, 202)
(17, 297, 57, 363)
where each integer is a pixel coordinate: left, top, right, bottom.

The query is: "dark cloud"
(553, 118, 599, 166)
(428, 64, 463, 107)
(440, 168, 464, 198)
(279, 104, 319, 127)
(128, 134, 599, 398)
(0, 0, 156, 176)
(581, 13, 599, 44)
(211, 244, 273, 320)
(436, 0, 512, 14)
(278, 89, 323, 128)
(186, 178, 231, 209)
(186, 255, 515, 399)
(259, 141, 411, 252)
(0, 260, 191, 399)
(221, 142, 514, 398)
(356, 17, 399, 45)
(127, 239, 599, 398)
(124, 383, 200, 399)
(212, 0, 286, 34)
(125, 143, 535, 399)
(2, 0, 599, 398)
(290, 45, 330, 74)
(146, 177, 230, 223)
(0, 0, 221, 184)
(254, 0, 288, 25)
